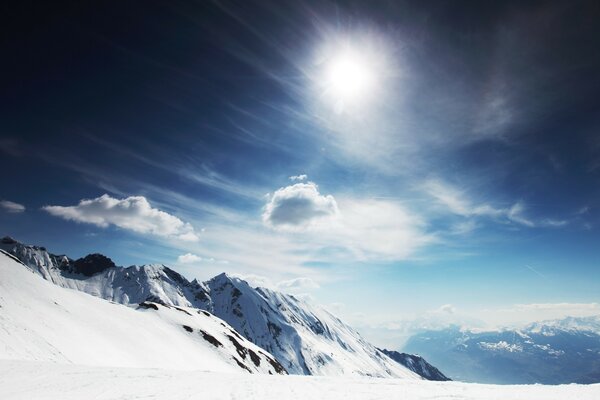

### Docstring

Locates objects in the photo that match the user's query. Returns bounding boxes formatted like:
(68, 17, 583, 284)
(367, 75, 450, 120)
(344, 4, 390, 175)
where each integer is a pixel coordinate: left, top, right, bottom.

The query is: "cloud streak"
(0, 200, 25, 213)
(422, 179, 568, 229)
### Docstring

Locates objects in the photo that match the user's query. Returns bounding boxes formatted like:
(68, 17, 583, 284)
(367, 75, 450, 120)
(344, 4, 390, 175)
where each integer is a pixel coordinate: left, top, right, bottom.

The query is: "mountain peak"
(72, 253, 116, 277)
(1, 236, 18, 245)
(209, 272, 247, 287)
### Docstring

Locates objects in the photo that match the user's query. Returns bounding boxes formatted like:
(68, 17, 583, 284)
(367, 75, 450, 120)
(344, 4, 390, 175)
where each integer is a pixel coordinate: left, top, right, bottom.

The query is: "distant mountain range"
(0, 236, 445, 380)
(402, 318, 600, 384)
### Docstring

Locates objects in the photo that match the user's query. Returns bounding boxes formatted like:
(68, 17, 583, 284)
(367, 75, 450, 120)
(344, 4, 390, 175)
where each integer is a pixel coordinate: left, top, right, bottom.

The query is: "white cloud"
(289, 174, 307, 181)
(263, 182, 339, 230)
(43, 194, 199, 241)
(512, 303, 600, 312)
(439, 304, 456, 314)
(489, 303, 600, 329)
(177, 253, 203, 263)
(0, 200, 25, 213)
(277, 277, 320, 292)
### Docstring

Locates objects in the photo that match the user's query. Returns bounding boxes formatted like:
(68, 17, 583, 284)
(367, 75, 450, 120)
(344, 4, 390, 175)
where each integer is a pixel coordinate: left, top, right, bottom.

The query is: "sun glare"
(315, 39, 389, 114)
(326, 52, 374, 101)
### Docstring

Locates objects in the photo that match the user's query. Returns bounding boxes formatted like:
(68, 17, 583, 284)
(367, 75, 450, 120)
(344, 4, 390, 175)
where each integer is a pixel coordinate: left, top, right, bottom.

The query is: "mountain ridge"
(0, 248, 286, 374)
(0, 236, 431, 379)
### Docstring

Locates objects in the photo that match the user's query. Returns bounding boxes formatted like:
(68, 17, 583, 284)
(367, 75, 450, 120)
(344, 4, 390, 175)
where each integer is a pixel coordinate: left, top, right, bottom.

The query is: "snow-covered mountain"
(379, 349, 451, 381)
(0, 237, 420, 379)
(195, 273, 417, 377)
(402, 322, 600, 384)
(0, 249, 286, 374)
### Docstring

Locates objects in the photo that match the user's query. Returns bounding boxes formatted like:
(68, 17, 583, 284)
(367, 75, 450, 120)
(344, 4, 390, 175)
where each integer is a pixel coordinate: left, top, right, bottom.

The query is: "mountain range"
(402, 319, 600, 384)
(0, 247, 285, 374)
(0, 236, 440, 380)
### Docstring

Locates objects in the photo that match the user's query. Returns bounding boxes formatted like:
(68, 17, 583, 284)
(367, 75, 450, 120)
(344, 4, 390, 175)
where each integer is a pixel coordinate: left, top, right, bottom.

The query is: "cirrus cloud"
(43, 194, 199, 241)
(0, 200, 25, 213)
(262, 182, 339, 230)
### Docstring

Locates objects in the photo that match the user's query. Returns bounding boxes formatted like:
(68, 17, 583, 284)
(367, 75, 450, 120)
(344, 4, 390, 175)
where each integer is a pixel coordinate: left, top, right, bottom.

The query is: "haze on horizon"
(2, 0, 600, 348)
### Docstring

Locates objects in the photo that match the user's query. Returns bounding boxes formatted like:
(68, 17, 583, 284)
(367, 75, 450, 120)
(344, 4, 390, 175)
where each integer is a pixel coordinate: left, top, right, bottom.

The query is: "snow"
(200, 273, 419, 378)
(0, 239, 420, 378)
(1, 360, 599, 400)
(2, 243, 600, 399)
(0, 250, 284, 374)
(478, 341, 524, 352)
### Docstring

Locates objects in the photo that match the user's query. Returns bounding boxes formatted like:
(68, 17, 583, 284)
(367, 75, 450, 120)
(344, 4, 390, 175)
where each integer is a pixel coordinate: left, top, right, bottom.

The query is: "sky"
(2, 0, 600, 348)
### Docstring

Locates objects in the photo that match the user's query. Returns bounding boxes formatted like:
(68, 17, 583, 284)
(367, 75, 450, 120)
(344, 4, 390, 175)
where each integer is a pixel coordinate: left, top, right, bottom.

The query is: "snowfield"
(1, 360, 599, 400)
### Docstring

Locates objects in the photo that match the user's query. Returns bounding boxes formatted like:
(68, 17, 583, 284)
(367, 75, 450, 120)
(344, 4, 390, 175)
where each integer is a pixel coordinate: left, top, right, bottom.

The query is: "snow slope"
(198, 273, 418, 378)
(0, 250, 285, 374)
(1, 237, 420, 378)
(1, 360, 599, 400)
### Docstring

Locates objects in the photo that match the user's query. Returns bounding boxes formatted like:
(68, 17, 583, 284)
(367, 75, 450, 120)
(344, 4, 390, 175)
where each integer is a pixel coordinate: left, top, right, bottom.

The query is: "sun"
(326, 51, 375, 101)
(316, 42, 386, 114)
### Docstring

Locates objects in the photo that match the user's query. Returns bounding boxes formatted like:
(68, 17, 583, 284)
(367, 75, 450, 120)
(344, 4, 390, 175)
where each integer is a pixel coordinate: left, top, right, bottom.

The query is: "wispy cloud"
(421, 179, 568, 229)
(0, 200, 25, 213)
(289, 174, 307, 181)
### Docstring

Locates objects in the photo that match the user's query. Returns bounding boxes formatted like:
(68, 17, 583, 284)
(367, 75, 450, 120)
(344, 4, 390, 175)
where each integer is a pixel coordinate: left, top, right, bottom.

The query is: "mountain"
(0, 249, 286, 374)
(402, 322, 600, 384)
(194, 273, 417, 377)
(378, 349, 451, 381)
(0, 237, 420, 379)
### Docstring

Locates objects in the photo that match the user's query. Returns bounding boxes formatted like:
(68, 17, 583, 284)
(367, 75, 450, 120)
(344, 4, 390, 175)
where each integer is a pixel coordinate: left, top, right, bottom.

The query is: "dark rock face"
(379, 349, 451, 381)
(162, 267, 188, 285)
(1, 236, 17, 245)
(199, 330, 223, 347)
(72, 253, 116, 276)
(138, 302, 160, 310)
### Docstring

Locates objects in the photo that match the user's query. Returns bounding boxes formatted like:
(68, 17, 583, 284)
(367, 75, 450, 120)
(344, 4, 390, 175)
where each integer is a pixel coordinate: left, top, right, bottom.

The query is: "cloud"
(263, 182, 339, 230)
(0, 200, 25, 213)
(327, 198, 432, 261)
(422, 179, 567, 229)
(289, 174, 307, 181)
(277, 277, 320, 292)
(511, 303, 600, 313)
(177, 253, 203, 263)
(43, 194, 199, 241)
(490, 303, 600, 328)
(439, 304, 456, 314)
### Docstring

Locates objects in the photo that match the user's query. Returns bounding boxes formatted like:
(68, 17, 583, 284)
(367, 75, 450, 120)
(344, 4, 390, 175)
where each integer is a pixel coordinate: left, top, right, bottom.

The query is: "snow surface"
(0, 250, 284, 374)
(1, 360, 599, 400)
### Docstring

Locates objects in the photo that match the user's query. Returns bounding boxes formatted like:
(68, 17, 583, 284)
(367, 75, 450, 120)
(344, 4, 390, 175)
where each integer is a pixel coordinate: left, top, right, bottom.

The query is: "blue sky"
(2, 1, 600, 347)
